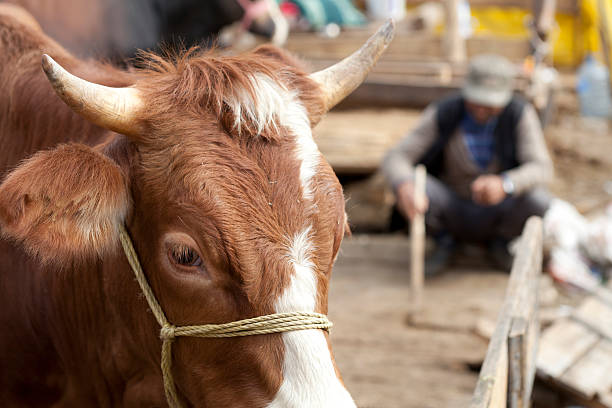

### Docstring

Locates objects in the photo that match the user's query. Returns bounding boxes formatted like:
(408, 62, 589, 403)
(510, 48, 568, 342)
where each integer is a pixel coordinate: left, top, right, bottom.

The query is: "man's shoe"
(488, 239, 514, 272)
(425, 235, 455, 277)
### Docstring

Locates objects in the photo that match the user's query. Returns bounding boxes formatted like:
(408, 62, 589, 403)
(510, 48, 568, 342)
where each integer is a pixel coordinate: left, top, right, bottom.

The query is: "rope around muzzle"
(118, 225, 333, 408)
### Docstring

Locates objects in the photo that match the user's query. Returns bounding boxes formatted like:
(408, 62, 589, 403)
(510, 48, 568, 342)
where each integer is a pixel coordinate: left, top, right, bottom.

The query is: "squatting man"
(382, 54, 553, 275)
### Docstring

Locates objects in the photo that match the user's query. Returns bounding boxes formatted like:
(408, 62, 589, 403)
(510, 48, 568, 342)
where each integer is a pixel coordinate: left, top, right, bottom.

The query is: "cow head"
(0, 21, 394, 407)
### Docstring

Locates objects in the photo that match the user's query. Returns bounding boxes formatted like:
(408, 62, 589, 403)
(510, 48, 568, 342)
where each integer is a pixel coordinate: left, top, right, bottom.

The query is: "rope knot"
(160, 324, 177, 341)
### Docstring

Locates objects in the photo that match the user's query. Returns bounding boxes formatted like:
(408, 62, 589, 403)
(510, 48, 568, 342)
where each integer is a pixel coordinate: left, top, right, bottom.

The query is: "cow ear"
(0, 143, 130, 265)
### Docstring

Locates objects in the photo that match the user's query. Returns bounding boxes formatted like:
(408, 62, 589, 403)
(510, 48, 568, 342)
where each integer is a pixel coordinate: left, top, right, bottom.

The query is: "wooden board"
(560, 339, 612, 399)
(403, 0, 578, 14)
(537, 289, 612, 407)
(490, 338, 509, 408)
(508, 318, 527, 408)
(537, 318, 600, 378)
(525, 305, 540, 401)
(601, 391, 612, 407)
(573, 297, 612, 340)
(313, 109, 421, 174)
(595, 286, 612, 308)
(471, 217, 542, 408)
(285, 26, 537, 110)
(285, 30, 531, 64)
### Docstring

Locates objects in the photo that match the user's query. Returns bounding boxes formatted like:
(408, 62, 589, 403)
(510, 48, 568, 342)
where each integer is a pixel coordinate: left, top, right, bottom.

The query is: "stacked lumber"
(284, 25, 532, 108)
(537, 285, 612, 407)
(313, 109, 420, 174)
(403, 0, 578, 14)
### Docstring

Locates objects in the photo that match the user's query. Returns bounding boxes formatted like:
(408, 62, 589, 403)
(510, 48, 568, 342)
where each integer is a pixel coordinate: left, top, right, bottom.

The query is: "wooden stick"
(410, 165, 427, 317)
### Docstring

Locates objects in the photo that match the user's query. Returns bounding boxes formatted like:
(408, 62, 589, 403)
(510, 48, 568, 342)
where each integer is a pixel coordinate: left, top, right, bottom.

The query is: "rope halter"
(118, 225, 333, 408)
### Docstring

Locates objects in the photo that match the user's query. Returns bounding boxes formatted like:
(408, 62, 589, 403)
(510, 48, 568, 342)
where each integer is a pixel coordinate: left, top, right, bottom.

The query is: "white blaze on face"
(269, 226, 356, 408)
(229, 74, 355, 407)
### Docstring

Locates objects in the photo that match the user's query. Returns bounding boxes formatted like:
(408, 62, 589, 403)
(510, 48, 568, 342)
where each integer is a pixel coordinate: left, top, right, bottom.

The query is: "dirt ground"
(328, 236, 508, 408)
(322, 106, 612, 407)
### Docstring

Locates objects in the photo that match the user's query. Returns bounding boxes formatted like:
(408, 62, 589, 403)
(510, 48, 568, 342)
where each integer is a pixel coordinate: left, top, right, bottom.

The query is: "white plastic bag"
(543, 198, 588, 252)
(583, 204, 612, 265)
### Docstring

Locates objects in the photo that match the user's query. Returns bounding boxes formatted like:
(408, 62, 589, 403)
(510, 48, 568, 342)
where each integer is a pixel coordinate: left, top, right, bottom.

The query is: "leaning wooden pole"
(410, 165, 427, 318)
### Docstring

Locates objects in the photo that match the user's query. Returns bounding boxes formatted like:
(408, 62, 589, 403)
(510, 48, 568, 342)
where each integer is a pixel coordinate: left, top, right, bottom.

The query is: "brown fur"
(0, 5, 347, 408)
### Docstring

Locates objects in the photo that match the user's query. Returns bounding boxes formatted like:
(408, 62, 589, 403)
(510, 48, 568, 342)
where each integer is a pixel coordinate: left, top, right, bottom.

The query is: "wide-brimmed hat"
(462, 54, 516, 107)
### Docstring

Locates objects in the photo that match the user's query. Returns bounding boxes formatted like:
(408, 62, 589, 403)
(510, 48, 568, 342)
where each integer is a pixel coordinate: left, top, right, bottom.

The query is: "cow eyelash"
(169, 245, 203, 268)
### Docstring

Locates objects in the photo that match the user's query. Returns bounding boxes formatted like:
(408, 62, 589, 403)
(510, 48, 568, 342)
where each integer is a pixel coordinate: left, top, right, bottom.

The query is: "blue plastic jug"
(576, 55, 612, 118)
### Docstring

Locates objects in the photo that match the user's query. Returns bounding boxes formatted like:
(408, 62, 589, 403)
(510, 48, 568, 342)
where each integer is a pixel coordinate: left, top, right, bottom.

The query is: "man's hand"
(471, 174, 506, 206)
(396, 180, 429, 220)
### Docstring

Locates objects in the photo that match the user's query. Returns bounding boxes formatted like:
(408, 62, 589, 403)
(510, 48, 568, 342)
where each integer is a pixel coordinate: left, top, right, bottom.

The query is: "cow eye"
(169, 245, 203, 268)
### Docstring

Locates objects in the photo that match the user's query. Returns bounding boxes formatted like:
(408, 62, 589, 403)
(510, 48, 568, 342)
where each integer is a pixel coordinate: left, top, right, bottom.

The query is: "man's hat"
(462, 54, 516, 107)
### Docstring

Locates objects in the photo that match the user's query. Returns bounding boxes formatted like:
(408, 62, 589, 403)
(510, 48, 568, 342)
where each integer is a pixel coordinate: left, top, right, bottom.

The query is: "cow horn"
(309, 19, 395, 112)
(41, 54, 143, 135)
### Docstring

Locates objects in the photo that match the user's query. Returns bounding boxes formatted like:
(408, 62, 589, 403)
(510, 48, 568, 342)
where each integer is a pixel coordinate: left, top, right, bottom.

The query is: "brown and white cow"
(0, 5, 393, 407)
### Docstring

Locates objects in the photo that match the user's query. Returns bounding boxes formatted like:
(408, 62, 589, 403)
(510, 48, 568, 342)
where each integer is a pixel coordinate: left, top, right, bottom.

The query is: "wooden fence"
(471, 216, 543, 408)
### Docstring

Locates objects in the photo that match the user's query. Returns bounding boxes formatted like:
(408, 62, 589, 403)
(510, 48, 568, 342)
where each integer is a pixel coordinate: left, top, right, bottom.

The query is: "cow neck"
(118, 224, 332, 408)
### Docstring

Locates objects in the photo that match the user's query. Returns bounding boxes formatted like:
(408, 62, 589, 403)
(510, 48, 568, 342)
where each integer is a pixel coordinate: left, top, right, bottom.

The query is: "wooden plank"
(572, 297, 612, 341)
(600, 391, 612, 407)
(595, 286, 612, 308)
(471, 217, 542, 408)
(508, 217, 542, 408)
(409, 165, 426, 318)
(334, 80, 461, 110)
(490, 338, 509, 408)
(561, 339, 612, 399)
(537, 318, 600, 378)
(285, 29, 533, 111)
(403, 0, 578, 14)
(306, 59, 460, 82)
(509, 314, 540, 408)
(525, 302, 541, 402)
(285, 32, 531, 64)
(508, 317, 527, 408)
(313, 109, 421, 174)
